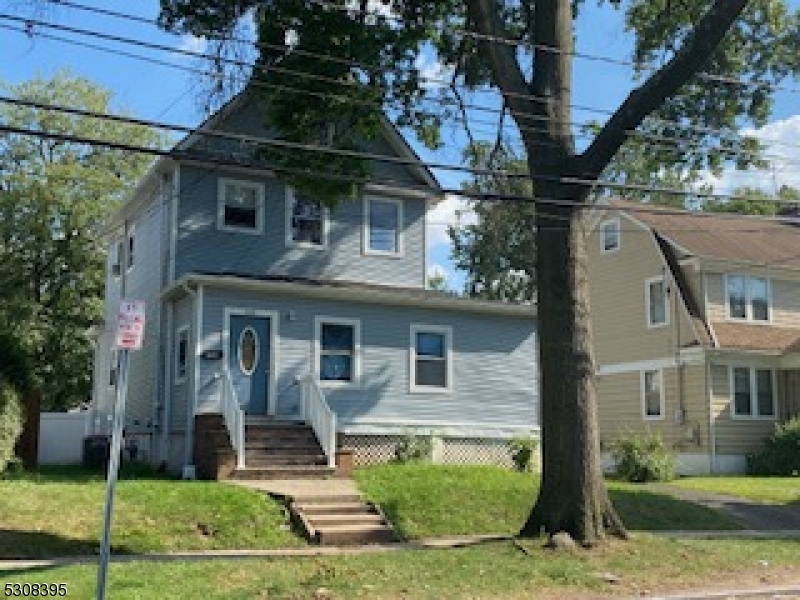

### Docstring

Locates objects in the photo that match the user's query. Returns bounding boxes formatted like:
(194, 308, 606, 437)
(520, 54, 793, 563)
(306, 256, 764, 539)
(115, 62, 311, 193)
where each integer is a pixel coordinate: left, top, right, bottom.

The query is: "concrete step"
(297, 501, 375, 515)
(316, 524, 397, 545)
(232, 465, 335, 480)
(308, 513, 386, 527)
(245, 441, 322, 451)
(245, 455, 328, 467)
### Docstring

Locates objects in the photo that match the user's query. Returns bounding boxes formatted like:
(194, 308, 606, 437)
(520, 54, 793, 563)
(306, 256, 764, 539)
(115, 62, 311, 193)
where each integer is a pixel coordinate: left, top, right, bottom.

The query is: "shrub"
(610, 432, 675, 483)
(393, 432, 432, 463)
(747, 418, 800, 476)
(0, 383, 24, 474)
(508, 436, 538, 472)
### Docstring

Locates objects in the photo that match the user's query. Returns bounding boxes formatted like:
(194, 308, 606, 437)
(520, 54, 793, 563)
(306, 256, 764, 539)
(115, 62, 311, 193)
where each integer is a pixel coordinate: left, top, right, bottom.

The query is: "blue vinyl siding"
(195, 286, 538, 433)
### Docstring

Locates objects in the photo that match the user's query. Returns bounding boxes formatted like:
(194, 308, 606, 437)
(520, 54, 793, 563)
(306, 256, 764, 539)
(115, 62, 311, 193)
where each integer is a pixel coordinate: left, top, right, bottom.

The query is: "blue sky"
(2, 1, 798, 291)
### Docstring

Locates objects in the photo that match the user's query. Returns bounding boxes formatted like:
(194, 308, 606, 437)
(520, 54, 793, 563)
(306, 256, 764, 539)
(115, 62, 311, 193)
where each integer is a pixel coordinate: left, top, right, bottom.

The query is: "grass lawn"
(354, 463, 740, 538)
(0, 466, 303, 558)
(669, 476, 800, 505)
(2, 538, 799, 599)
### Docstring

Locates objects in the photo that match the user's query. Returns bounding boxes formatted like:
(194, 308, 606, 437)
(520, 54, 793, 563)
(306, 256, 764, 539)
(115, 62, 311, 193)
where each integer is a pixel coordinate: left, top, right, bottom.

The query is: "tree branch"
(579, 0, 748, 179)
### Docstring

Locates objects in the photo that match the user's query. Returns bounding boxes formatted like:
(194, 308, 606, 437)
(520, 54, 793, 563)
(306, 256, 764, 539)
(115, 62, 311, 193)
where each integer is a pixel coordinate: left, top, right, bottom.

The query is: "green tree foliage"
(159, 0, 799, 544)
(0, 72, 162, 410)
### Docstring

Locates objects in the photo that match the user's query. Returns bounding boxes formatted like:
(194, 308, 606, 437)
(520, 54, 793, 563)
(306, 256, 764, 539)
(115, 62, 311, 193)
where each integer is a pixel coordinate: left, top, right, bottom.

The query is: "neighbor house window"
(731, 366, 775, 418)
(600, 219, 620, 253)
(315, 317, 360, 385)
(364, 197, 402, 255)
(175, 326, 189, 384)
(217, 178, 264, 233)
(287, 189, 327, 247)
(726, 275, 770, 322)
(410, 325, 452, 392)
(646, 276, 669, 327)
(641, 369, 664, 419)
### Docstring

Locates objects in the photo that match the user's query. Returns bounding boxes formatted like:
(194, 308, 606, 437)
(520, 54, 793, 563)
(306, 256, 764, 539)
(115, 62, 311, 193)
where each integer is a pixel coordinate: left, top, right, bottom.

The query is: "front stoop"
(290, 495, 399, 546)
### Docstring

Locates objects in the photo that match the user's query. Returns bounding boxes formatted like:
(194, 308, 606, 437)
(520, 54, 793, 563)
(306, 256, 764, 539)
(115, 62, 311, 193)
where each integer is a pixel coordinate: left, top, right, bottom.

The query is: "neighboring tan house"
(90, 90, 538, 478)
(588, 200, 800, 475)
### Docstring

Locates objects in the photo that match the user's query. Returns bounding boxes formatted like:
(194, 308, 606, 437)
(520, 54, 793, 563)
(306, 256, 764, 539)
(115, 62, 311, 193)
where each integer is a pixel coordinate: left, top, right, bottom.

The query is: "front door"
(228, 314, 270, 415)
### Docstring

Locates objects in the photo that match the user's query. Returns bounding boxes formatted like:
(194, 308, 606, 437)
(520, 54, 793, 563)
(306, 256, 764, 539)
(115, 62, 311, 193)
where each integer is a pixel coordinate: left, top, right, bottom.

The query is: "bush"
(508, 436, 538, 472)
(393, 432, 432, 463)
(610, 432, 675, 483)
(0, 383, 24, 474)
(747, 418, 800, 476)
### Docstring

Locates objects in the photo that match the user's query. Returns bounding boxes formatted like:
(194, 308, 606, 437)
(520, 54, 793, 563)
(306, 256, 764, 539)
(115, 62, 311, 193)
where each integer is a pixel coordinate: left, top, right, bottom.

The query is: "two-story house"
(90, 90, 538, 478)
(588, 200, 800, 475)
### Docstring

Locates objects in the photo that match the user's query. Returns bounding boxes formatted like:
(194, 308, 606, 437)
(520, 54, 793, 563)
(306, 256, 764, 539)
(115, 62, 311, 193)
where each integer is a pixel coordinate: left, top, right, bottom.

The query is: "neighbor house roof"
(712, 322, 800, 354)
(610, 199, 800, 271)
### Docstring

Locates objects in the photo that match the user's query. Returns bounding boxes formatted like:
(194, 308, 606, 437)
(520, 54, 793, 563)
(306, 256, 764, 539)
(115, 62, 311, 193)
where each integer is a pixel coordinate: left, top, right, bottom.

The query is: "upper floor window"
(218, 178, 264, 233)
(287, 189, 327, 248)
(410, 324, 452, 393)
(600, 219, 620, 253)
(646, 275, 669, 328)
(726, 275, 769, 322)
(731, 366, 775, 419)
(364, 197, 402, 255)
(641, 369, 664, 420)
(315, 317, 360, 386)
(174, 326, 189, 384)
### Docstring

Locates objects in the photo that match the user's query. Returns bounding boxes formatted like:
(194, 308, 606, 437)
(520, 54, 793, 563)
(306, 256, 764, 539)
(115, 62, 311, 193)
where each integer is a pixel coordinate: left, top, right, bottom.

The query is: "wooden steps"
(290, 495, 398, 546)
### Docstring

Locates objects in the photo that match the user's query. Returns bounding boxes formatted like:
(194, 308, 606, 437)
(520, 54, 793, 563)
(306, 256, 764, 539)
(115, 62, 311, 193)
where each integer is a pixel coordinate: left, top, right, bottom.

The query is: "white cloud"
(427, 263, 449, 282)
(427, 193, 478, 245)
(414, 53, 455, 90)
(177, 34, 208, 55)
(703, 116, 800, 194)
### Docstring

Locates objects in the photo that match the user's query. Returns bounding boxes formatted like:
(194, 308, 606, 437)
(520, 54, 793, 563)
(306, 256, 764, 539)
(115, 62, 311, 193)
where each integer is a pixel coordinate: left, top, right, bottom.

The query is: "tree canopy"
(0, 72, 162, 410)
(159, 0, 799, 544)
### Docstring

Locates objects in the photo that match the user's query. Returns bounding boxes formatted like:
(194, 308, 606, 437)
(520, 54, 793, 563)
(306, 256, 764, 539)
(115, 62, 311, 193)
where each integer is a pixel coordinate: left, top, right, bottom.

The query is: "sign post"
(96, 300, 145, 600)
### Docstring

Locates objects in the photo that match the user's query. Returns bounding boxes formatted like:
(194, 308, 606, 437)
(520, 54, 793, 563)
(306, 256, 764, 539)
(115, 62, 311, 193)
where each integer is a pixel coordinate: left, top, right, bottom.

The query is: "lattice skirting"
(340, 433, 524, 469)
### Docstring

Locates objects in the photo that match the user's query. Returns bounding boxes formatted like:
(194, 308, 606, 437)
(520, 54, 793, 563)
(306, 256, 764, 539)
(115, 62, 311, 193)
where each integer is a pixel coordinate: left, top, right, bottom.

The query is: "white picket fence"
(38, 412, 91, 465)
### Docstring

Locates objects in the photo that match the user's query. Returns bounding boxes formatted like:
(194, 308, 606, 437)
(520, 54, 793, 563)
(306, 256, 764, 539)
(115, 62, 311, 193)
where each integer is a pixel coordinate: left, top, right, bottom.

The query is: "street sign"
(115, 300, 145, 350)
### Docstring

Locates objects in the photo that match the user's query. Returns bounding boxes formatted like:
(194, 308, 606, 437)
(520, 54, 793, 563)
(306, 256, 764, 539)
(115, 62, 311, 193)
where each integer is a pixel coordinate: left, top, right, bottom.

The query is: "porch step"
(245, 454, 328, 467)
(289, 495, 399, 546)
(232, 465, 335, 480)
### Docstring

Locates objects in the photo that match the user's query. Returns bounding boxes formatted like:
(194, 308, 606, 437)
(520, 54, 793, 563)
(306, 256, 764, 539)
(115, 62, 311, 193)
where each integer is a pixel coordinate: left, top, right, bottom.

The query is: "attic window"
(600, 219, 620, 253)
(218, 178, 264, 233)
(287, 189, 327, 248)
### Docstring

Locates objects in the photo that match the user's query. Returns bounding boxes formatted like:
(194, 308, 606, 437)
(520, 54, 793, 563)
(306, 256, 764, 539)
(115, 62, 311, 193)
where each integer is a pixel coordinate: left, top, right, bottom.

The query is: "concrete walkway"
(225, 477, 361, 500)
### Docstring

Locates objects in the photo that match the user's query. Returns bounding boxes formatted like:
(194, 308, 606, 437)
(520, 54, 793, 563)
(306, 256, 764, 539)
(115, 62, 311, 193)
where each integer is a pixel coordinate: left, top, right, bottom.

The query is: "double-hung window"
(410, 325, 452, 392)
(175, 326, 189, 384)
(364, 197, 402, 255)
(316, 318, 360, 386)
(218, 178, 264, 233)
(646, 276, 668, 327)
(600, 219, 620, 253)
(287, 190, 327, 247)
(726, 275, 770, 322)
(641, 369, 664, 419)
(731, 366, 775, 418)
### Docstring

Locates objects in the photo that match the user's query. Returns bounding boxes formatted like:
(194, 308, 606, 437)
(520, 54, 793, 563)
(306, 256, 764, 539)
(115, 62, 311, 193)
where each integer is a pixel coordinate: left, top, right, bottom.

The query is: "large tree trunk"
(519, 191, 626, 544)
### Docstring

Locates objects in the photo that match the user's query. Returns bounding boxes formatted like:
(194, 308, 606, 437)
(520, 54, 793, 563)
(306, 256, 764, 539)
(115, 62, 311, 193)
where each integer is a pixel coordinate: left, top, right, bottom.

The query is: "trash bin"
(82, 435, 110, 470)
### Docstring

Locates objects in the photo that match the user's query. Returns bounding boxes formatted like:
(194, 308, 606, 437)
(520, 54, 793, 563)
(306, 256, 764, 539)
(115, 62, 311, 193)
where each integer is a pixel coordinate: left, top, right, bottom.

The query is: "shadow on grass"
(3, 463, 173, 484)
(609, 487, 741, 531)
(0, 529, 133, 559)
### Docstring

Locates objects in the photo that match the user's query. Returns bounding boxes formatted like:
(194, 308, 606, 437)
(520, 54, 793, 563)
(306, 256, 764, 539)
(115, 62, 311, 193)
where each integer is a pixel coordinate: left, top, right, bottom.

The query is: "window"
(646, 276, 669, 327)
(731, 366, 775, 418)
(287, 189, 327, 247)
(108, 349, 118, 387)
(726, 275, 770, 322)
(126, 229, 135, 270)
(217, 178, 264, 233)
(315, 317, 360, 386)
(410, 325, 452, 392)
(364, 197, 402, 255)
(641, 369, 664, 419)
(174, 326, 189, 384)
(600, 219, 620, 253)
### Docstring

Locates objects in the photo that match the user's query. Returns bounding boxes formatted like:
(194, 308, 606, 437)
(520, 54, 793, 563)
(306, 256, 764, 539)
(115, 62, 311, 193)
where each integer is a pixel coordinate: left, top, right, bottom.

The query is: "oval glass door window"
(238, 327, 259, 376)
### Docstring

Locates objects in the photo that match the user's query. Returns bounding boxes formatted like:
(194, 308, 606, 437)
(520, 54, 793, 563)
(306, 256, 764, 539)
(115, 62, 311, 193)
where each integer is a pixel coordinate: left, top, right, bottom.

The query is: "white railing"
(299, 375, 337, 468)
(221, 367, 246, 469)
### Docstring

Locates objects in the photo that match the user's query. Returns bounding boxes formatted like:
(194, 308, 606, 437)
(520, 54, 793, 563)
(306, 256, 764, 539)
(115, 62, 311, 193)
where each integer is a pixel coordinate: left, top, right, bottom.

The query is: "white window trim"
(645, 275, 670, 329)
(362, 195, 404, 257)
(729, 366, 777, 420)
(640, 368, 665, 421)
(724, 273, 771, 324)
(409, 324, 453, 394)
(600, 218, 620, 254)
(285, 187, 329, 250)
(217, 177, 265, 234)
(314, 316, 361, 388)
(174, 325, 189, 385)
